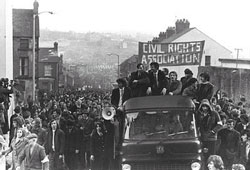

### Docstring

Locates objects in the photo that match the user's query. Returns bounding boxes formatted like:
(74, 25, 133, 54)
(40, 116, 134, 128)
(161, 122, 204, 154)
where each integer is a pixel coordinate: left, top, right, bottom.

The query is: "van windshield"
(124, 110, 197, 140)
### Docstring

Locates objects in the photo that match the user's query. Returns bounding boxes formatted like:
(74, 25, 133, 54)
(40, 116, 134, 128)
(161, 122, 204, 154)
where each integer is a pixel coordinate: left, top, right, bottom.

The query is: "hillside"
(39, 29, 153, 88)
(40, 29, 153, 65)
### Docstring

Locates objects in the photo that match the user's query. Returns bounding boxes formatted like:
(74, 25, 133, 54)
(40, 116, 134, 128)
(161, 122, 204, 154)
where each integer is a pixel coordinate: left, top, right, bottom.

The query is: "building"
(12, 1, 39, 101)
(38, 42, 62, 92)
(120, 55, 138, 78)
(144, 19, 232, 78)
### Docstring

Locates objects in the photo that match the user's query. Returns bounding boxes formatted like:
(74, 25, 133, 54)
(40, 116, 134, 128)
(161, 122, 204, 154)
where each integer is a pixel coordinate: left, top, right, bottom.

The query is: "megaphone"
(102, 107, 116, 120)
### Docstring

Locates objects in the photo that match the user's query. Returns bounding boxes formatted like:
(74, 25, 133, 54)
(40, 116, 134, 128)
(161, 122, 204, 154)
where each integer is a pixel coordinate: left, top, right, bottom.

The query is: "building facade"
(12, 1, 39, 102)
(38, 42, 62, 92)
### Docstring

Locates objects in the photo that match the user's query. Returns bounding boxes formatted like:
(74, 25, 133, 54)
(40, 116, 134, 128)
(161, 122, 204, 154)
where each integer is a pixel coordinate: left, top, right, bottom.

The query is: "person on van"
(168, 71, 182, 95)
(128, 63, 150, 97)
(147, 62, 167, 96)
(196, 72, 214, 103)
(180, 68, 197, 94)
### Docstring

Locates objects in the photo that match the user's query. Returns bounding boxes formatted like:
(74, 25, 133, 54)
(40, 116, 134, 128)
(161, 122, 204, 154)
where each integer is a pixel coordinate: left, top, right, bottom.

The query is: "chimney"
(166, 27, 176, 38)
(33, 0, 39, 15)
(54, 42, 58, 52)
(175, 19, 190, 34)
(158, 32, 167, 41)
(152, 37, 159, 42)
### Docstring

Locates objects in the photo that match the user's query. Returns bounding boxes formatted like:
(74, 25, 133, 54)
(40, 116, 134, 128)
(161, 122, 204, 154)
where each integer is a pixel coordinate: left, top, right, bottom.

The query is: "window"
(44, 65, 52, 76)
(20, 39, 29, 49)
(19, 58, 29, 76)
(205, 56, 211, 66)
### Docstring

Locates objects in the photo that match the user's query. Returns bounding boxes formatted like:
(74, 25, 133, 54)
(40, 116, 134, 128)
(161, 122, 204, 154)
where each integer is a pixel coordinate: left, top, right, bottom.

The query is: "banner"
(138, 41, 205, 66)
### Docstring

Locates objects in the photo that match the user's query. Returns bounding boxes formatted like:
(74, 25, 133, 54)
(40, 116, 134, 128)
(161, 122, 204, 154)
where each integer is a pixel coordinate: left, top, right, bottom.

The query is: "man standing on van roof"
(128, 63, 150, 97)
(196, 72, 214, 103)
(147, 62, 167, 96)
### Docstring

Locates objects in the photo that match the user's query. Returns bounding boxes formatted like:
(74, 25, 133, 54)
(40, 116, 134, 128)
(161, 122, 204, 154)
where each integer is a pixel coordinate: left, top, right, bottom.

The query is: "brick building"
(12, 1, 39, 101)
(38, 42, 62, 92)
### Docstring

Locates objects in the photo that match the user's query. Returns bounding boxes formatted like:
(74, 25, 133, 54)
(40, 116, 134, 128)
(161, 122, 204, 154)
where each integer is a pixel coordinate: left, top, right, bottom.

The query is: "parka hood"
(198, 99, 213, 112)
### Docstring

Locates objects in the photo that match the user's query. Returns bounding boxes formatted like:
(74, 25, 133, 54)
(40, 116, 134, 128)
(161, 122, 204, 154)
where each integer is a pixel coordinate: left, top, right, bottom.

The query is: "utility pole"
(235, 48, 242, 68)
(234, 48, 243, 101)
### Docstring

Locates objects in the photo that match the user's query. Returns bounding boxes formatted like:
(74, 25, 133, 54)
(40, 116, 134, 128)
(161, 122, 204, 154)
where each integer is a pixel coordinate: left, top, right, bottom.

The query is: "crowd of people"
(0, 61, 249, 170)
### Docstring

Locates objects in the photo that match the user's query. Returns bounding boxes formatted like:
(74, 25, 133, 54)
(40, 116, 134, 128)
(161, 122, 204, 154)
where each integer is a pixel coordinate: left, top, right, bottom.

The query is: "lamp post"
(107, 53, 120, 78)
(32, 11, 53, 103)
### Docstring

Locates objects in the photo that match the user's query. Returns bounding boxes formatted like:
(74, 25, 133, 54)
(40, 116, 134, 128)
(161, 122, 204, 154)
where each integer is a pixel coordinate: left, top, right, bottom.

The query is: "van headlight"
(122, 164, 131, 170)
(191, 162, 201, 170)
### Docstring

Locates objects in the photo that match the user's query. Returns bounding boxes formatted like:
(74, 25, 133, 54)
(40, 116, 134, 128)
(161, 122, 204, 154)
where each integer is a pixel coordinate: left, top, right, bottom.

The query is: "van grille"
(131, 162, 190, 170)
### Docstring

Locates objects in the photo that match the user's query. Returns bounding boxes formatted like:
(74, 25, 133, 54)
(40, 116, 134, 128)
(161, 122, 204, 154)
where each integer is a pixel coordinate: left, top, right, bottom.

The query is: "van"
(119, 95, 203, 170)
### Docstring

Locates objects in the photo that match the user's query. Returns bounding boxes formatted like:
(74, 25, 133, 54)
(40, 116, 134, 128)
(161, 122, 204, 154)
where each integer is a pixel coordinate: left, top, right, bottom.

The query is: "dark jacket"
(111, 87, 131, 108)
(217, 128, 241, 167)
(196, 82, 214, 102)
(65, 126, 80, 153)
(45, 128, 65, 155)
(129, 71, 149, 97)
(168, 80, 182, 95)
(148, 70, 167, 95)
(196, 99, 222, 141)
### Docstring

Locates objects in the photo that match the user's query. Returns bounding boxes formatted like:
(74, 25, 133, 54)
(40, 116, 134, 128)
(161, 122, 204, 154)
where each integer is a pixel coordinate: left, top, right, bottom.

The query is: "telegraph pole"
(234, 48, 243, 101)
(235, 48, 242, 68)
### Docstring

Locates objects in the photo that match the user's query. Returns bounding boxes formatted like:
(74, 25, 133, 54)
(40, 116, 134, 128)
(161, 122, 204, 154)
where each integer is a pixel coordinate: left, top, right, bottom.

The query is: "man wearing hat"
(16, 133, 48, 170)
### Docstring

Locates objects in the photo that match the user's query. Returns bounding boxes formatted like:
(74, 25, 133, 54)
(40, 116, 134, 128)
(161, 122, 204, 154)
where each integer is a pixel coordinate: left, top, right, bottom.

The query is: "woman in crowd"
(207, 155, 225, 170)
(0, 135, 7, 170)
(6, 128, 28, 170)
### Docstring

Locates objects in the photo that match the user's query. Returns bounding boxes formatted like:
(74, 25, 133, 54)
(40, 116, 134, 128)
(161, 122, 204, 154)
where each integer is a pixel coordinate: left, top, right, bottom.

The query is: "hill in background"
(40, 29, 153, 65)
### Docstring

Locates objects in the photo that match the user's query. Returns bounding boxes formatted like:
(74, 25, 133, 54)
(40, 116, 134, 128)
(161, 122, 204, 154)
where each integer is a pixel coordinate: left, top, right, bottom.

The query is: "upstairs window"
(205, 55, 211, 66)
(44, 65, 52, 76)
(20, 57, 29, 76)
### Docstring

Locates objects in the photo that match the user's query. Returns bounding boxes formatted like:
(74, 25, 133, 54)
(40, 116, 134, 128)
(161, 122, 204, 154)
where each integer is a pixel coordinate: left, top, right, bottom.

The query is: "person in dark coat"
(111, 78, 131, 110)
(147, 62, 167, 95)
(16, 133, 48, 170)
(111, 78, 131, 147)
(82, 112, 95, 169)
(217, 119, 241, 169)
(180, 68, 197, 94)
(90, 121, 106, 170)
(196, 72, 214, 103)
(64, 119, 80, 170)
(196, 99, 222, 160)
(103, 119, 115, 170)
(239, 129, 250, 167)
(235, 114, 250, 135)
(128, 63, 149, 97)
(44, 119, 65, 170)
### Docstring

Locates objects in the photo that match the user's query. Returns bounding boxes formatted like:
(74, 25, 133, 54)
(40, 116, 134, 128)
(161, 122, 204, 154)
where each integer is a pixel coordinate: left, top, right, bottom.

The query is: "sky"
(11, 0, 250, 58)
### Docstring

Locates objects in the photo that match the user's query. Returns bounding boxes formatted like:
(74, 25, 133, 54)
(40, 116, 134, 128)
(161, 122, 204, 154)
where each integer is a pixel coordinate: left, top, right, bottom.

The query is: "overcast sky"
(11, 0, 250, 58)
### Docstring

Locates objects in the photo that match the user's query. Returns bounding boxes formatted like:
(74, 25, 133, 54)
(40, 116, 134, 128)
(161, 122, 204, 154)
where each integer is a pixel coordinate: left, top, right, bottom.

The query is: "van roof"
(124, 95, 195, 112)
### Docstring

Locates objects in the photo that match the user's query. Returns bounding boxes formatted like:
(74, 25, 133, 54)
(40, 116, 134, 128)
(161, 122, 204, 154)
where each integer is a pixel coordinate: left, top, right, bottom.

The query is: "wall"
(198, 66, 250, 102)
